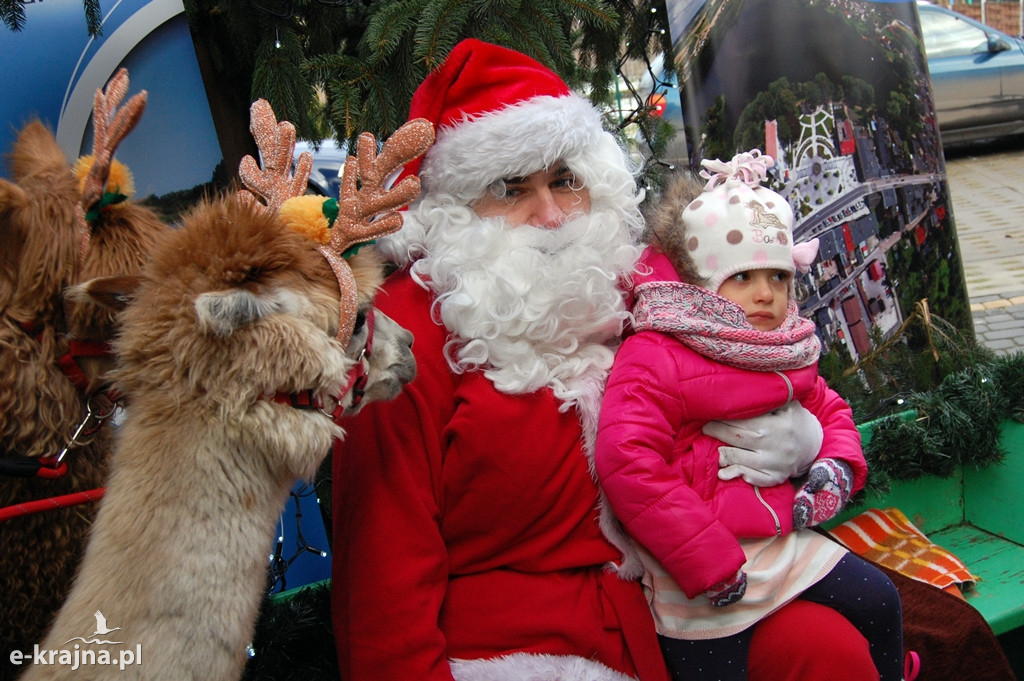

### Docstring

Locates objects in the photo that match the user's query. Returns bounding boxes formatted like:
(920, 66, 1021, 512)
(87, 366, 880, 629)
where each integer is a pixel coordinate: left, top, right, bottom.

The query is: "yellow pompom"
(72, 155, 94, 191)
(72, 155, 136, 200)
(279, 195, 331, 244)
(106, 160, 135, 199)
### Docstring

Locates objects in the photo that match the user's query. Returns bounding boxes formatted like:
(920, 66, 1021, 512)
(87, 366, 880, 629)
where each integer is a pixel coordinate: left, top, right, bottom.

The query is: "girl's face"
(717, 268, 792, 331)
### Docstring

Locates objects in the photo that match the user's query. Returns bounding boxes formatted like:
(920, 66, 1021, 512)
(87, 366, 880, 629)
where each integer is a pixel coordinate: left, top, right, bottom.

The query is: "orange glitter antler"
(237, 99, 433, 347)
(316, 119, 433, 346)
(77, 69, 147, 260)
(80, 69, 147, 212)
(326, 119, 434, 258)
(237, 99, 312, 212)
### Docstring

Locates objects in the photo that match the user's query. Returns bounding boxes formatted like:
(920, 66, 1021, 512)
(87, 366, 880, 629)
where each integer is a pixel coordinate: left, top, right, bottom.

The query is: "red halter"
(271, 308, 374, 422)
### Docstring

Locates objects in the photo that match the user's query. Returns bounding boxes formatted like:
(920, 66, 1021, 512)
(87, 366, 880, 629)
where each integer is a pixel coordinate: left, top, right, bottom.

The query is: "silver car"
(294, 138, 348, 198)
(918, 1, 1024, 146)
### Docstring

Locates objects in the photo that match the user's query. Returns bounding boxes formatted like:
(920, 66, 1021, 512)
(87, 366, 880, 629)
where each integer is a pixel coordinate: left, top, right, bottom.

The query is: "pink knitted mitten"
(704, 570, 748, 607)
(793, 458, 853, 529)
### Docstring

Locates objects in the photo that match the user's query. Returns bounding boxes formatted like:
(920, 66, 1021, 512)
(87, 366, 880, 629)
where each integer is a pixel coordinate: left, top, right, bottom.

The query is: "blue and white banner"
(1, 0, 221, 198)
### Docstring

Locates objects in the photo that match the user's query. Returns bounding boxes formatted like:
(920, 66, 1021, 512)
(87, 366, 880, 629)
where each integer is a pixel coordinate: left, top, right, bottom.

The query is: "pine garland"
(820, 300, 995, 423)
(242, 582, 337, 681)
(825, 302, 1024, 500)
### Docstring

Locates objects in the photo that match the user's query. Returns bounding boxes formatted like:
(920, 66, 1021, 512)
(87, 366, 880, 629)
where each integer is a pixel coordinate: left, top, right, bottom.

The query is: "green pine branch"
(829, 305, 1024, 500)
(12, 0, 676, 189)
(2, 0, 102, 35)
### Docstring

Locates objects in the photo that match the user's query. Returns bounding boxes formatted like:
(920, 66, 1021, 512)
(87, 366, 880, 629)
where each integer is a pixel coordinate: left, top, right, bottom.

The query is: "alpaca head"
(74, 193, 409, 395)
(0, 120, 84, 330)
(106, 195, 352, 406)
(61, 69, 168, 394)
(0, 69, 165, 398)
(69, 193, 415, 479)
(228, 99, 432, 414)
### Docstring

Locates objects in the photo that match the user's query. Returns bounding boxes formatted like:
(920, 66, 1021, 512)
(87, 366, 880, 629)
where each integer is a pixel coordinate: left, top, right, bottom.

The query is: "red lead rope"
(0, 340, 115, 521)
(56, 339, 113, 394)
(0, 321, 115, 522)
(0, 488, 106, 523)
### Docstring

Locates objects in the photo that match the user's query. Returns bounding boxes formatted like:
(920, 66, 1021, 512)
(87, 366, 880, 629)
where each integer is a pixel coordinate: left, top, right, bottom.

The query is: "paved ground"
(944, 136, 1024, 356)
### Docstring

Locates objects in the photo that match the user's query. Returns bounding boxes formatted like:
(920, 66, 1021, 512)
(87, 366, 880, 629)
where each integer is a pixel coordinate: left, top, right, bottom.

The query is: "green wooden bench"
(830, 418, 1024, 637)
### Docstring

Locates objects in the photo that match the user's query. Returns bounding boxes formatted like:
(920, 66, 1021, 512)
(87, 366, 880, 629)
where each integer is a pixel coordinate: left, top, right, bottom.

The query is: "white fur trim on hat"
(450, 652, 638, 681)
(420, 94, 607, 201)
(683, 150, 802, 293)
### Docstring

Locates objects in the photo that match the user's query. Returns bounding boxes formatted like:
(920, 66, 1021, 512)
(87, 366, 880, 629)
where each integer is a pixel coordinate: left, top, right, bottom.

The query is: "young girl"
(595, 150, 908, 680)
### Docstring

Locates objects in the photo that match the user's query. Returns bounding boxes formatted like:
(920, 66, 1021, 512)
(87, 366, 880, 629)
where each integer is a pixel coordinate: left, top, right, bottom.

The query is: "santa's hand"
(704, 402, 824, 486)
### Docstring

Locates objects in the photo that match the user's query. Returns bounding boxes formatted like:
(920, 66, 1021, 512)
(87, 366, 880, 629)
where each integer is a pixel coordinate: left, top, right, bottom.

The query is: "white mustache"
(480, 212, 603, 256)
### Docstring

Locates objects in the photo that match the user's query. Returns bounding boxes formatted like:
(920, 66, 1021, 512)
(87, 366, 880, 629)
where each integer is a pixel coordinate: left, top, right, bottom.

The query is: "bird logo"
(92, 611, 121, 637)
(63, 611, 122, 645)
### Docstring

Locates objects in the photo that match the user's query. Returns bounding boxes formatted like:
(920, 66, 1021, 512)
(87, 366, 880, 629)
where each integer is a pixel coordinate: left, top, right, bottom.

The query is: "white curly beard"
(380, 194, 642, 414)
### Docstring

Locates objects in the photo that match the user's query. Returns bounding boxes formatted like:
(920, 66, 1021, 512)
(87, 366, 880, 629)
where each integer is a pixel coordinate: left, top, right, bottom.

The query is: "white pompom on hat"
(394, 38, 610, 202)
(682, 149, 818, 293)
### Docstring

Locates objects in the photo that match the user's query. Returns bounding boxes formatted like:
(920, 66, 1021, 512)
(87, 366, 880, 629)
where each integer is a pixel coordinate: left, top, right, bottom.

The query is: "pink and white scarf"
(631, 281, 821, 371)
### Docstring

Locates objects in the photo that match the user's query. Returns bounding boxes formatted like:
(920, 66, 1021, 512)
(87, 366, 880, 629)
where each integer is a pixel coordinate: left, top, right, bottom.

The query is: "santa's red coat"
(330, 270, 669, 681)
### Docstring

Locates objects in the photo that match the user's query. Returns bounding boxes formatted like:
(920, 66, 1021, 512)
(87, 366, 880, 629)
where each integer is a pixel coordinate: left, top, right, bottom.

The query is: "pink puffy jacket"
(594, 249, 867, 599)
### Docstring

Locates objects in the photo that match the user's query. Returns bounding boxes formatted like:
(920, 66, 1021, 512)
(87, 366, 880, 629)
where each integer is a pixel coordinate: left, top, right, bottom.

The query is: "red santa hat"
(398, 38, 611, 201)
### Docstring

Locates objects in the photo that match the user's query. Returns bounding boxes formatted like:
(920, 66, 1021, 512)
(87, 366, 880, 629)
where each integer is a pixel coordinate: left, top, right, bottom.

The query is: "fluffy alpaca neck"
(24, 402, 325, 681)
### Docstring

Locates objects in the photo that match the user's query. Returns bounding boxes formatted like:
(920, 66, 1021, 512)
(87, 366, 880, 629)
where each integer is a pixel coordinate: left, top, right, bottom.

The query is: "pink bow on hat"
(793, 238, 820, 273)
(699, 149, 775, 190)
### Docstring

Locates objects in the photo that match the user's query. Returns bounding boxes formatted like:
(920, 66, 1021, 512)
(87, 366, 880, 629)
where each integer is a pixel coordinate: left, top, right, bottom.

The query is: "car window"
(919, 9, 991, 58)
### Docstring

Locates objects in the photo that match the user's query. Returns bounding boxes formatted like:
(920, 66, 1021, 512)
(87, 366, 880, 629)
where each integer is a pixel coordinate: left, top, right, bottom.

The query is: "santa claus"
(330, 38, 877, 681)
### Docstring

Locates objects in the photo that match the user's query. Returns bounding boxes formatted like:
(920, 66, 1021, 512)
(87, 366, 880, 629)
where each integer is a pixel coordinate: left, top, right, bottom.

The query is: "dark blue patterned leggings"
(659, 553, 903, 681)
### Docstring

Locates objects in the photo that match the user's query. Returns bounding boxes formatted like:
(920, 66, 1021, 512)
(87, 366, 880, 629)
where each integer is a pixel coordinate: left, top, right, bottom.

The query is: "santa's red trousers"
(749, 599, 880, 681)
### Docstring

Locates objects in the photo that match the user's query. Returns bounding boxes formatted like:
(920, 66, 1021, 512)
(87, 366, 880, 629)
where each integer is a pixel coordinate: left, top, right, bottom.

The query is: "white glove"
(703, 402, 824, 486)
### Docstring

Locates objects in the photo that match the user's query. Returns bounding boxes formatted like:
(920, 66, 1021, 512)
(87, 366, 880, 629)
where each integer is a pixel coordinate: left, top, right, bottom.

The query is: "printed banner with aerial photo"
(663, 0, 973, 366)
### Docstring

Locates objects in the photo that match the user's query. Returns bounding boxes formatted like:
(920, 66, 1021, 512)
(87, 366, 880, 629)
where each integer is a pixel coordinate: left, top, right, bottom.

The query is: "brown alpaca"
(16, 112, 431, 681)
(0, 120, 85, 458)
(0, 71, 169, 668)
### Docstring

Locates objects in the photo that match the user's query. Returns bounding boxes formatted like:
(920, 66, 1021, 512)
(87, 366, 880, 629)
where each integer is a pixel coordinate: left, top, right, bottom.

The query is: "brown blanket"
(883, 564, 1017, 681)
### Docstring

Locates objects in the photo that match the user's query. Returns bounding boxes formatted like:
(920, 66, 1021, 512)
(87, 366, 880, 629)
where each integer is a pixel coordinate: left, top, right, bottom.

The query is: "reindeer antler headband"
(237, 99, 434, 347)
(73, 68, 148, 262)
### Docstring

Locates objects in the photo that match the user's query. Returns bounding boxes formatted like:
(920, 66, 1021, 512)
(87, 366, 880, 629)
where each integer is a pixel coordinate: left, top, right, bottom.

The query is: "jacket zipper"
(754, 486, 782, 536)
(751, 372, 791, 537)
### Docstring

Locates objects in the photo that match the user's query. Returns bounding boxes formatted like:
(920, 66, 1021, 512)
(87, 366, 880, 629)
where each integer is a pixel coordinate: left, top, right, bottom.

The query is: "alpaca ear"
(194, 289, 284, 337)
(65, 275, 144, 311)
(0, 179, 29, 210)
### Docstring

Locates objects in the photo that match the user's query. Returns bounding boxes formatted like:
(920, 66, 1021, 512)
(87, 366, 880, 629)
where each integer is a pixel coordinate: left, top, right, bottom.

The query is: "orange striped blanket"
(828, 507, 978, 597)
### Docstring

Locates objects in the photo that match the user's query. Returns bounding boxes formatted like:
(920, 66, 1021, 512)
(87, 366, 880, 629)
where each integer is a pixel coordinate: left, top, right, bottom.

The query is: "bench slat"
(933, 524, 1024, 636)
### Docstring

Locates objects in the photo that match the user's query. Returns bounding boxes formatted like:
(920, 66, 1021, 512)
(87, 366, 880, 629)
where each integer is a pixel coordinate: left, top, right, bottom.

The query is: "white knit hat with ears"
(682, 149, 818, 293)
(392, 38, 615, 203)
